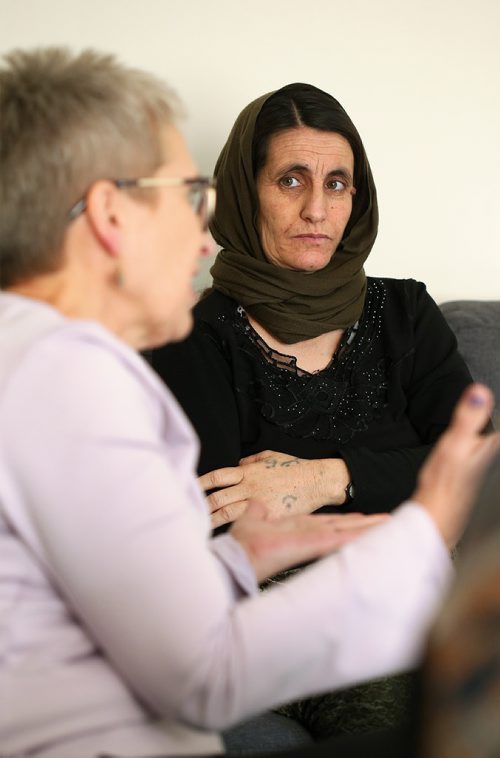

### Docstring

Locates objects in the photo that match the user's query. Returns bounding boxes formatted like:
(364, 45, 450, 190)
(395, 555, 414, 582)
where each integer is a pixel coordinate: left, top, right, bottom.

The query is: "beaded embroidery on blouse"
(221, 280, 389, 444)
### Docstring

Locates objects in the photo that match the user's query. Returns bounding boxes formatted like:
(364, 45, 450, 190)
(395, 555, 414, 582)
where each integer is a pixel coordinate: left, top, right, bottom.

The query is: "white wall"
(2, 0, 499, 302)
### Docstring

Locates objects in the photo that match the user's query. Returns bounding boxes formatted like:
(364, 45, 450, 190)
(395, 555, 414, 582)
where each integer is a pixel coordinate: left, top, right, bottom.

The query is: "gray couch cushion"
(440, 300, 500, 422)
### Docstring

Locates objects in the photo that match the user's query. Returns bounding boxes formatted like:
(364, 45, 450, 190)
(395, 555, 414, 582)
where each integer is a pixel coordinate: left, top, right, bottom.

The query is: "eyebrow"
(276, 163, 354, 183)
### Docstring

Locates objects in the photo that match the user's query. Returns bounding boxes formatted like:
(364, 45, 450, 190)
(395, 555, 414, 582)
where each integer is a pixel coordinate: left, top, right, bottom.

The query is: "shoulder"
(193, 289, 238, 325)
(366, 277, 434, 317)
(367, 276, 429, 300)
(0, 304, 201, 525)
(2, 318, 185, 440)
(150, 289, 241, 378)
(174, 290, 241, 349)
(363, 277, 447, 356)
(365, 277, 458, 364)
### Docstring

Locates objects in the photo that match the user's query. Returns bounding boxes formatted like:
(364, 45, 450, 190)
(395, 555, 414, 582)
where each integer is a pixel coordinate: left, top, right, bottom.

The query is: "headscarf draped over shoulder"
(209, 84, 378, 344)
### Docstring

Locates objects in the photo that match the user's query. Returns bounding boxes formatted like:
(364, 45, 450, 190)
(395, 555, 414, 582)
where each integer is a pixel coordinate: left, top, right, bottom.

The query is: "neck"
(9, 262, 108, 320)
(246, 313, 344, 374)
(8, 266, 144, 350)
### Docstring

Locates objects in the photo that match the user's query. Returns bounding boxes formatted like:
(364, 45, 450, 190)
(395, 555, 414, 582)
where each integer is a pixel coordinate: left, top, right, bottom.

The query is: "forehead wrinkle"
(265, 130, 354, 180)
(267, 157, 354, 184)
(276, 161, 353, 179)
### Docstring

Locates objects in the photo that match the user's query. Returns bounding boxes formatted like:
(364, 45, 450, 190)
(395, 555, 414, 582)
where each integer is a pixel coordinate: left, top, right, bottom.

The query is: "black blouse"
(151, 277, 472, 514)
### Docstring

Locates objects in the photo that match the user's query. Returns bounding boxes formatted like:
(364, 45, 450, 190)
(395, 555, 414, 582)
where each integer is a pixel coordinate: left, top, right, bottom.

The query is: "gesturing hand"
(414, 383, 500, 548)
(199, 451, 350, 528)
(229, 501, 390, 583)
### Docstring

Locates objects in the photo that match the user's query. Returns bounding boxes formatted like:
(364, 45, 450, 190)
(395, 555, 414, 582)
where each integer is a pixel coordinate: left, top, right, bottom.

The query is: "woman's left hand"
(198, 450, 350, 528)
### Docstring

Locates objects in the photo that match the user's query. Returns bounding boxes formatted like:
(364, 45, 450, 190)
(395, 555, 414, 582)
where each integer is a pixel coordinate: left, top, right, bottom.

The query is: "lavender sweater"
(0, 293, 451, 757)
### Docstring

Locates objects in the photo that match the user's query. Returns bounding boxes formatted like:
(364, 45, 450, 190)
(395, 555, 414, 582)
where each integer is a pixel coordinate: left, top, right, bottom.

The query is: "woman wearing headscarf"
(150, 83, 476, 740)
(152, 82, 473, 527)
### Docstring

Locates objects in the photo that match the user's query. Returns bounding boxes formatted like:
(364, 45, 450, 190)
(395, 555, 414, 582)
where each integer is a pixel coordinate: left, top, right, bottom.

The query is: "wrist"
(314, 458, 352, 506)
(343, 480, 355, 505)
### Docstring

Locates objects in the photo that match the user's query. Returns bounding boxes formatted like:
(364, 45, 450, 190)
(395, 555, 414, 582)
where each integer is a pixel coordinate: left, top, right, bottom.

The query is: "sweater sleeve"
(339, 281, 474, 514)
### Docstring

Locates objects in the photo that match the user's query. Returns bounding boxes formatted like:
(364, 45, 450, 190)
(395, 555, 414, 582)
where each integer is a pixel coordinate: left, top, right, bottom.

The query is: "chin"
(288, 247, 334, 273)
(166, 310, 194, 345)
(294, 256, 332, 273)
(142, 310, 194, 350)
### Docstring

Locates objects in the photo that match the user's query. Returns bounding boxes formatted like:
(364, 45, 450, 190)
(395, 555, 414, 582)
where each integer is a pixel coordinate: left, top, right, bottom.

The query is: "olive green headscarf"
(209, 83, 379, 344)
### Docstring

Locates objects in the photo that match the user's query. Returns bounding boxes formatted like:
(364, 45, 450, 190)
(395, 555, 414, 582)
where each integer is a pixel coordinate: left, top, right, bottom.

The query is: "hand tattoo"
(264, 458, 278, 468)
(263, 456, 301, 469)
(282, 494, 298, 510)
(281, 458, 300, 467)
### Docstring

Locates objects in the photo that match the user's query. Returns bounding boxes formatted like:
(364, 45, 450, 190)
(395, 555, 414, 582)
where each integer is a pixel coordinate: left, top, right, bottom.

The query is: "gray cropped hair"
(0, 47, 182, 287)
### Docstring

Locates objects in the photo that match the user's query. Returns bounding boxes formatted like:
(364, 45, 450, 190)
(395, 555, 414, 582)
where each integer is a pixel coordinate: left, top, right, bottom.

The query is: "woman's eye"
(279, 176, 301, 188)
(327, 179, 347, 192)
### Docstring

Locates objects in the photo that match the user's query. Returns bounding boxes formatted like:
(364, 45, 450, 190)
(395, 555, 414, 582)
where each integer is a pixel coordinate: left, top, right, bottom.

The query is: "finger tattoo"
(282, 494, 298, 510)
(264, 458, 278, 468)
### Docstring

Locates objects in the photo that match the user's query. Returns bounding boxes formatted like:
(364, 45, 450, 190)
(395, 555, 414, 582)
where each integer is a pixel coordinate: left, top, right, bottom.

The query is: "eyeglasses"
(68, 176, 216, 231)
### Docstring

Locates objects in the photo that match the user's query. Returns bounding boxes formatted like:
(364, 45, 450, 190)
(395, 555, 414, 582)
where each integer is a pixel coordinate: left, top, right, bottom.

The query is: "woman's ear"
(85, 180, 123, 258)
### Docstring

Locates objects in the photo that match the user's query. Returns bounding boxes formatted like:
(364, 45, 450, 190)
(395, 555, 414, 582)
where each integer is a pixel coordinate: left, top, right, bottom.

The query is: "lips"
(293, 234, 331, 241)
(293, 232, 331, 237)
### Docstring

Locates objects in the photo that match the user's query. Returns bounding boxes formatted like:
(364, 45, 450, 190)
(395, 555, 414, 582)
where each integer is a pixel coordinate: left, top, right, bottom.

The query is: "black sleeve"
(338, 281, 475, 514)
(150, 322, 242, 475)
(339, 445, 432, 514)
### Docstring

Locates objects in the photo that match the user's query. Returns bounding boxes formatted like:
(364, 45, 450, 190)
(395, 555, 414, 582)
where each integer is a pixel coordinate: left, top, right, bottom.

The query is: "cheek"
(158, 214, 198, 267)
(137, 225, 189, 297)
(327, 204, 353, 239)
(260, 200, 293, 240)
(258, 215, 283, 258)
(340, 201, 354, 229)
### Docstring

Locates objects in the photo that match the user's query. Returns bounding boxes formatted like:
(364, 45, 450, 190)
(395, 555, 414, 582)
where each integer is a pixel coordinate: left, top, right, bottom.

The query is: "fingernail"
(469, 393, 485, 406)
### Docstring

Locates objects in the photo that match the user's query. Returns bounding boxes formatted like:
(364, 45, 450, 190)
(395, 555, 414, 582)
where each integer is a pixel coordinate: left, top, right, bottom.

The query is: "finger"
(449, 383, 494, 437)
(276, 521, 385, 568)
(319, 513, 390, 531)
(199, 466, 243, 492)
(207, 485, 245, 513)
(239, 450, 274, 465)
(211, 500, 249, 528)
(291, 513, 389, 534)
(313, 522, 386, 553)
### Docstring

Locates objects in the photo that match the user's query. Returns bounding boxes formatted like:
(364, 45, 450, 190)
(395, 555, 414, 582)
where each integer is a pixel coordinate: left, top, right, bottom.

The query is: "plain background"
(2, 0, 499, 302)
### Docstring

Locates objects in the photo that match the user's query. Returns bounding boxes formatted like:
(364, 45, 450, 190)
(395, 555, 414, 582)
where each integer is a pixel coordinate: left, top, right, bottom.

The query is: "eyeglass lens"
(188, 183, 215, 231)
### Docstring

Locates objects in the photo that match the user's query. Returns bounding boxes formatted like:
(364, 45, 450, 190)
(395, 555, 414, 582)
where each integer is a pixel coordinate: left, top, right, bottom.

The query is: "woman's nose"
(300, 186, 328, 223)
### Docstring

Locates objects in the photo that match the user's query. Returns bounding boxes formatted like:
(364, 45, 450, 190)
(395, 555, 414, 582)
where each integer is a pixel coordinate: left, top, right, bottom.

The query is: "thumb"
(449, 383, 494, 437)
